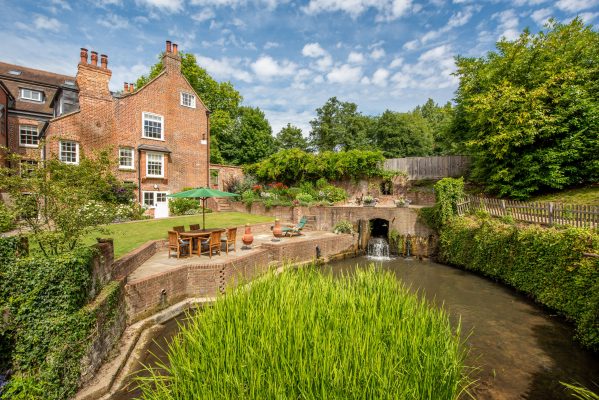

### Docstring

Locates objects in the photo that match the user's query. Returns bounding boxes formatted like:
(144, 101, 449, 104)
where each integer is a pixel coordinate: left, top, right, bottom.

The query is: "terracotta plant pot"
(272, 218, 283, 238)
(242, 223, 254, 247)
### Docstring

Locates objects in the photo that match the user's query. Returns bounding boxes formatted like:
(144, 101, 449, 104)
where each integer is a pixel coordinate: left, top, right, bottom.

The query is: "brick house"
(0, 61, 76, 172)
(0, 41, 211, 211)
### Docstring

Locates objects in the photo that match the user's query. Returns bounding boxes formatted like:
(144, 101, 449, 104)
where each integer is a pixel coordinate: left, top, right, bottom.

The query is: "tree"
(453, 19, 599, 199)
(309, 97, 371, 151)
(0, 150, 128, 255)
(136, 52, 242, 164)
(373, 110, 434, 158)
(219, 106, 277, 165)
(413, 99, 455, 154)
(276, 124, 309, 151)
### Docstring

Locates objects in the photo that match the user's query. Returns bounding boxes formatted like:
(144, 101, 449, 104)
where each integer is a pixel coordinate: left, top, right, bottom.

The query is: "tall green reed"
(138, 266, 470, 399)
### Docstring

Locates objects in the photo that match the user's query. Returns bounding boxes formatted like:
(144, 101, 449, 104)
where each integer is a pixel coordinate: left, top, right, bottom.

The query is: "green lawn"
(87, 212, 272, 259)
(531, 186, 599, 206)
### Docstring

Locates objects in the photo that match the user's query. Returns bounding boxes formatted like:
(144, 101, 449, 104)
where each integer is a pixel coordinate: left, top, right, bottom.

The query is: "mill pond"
(115, 256, 599, 400)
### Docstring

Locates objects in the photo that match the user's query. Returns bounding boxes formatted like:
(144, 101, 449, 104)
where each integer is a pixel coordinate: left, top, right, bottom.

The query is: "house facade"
(1, 41, 211, 210)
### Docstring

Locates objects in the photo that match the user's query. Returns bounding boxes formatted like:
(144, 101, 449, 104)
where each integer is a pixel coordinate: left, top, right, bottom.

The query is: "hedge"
(438, 216, 599, 351)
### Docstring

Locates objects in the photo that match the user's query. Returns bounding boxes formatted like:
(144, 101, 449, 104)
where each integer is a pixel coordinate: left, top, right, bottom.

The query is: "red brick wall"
(209, 163, 244, 191)
(0, 89, 7, 166)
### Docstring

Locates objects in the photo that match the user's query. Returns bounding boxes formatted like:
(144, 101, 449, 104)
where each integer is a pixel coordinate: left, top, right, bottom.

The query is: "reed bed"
(138, 266, 469, 399)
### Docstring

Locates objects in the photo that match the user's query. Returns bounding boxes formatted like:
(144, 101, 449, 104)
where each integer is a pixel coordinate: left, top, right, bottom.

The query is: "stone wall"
(112, 239, 167, 280)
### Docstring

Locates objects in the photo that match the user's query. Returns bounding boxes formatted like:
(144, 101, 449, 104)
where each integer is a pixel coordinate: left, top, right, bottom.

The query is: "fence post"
(501, 200, 506, 216)
(548, 202, 554, 226)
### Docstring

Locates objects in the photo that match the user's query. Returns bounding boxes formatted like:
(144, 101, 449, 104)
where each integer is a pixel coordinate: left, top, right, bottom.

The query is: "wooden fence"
(384, 156, 471, 180)
(456, 195, 599, 228)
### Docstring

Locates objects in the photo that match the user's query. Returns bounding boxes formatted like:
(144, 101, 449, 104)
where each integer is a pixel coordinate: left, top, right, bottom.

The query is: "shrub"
(169, 198, 201, 216)
(0, 202, 15, 233)
(439, 216, 599, 351)
(295, 193, 313, 206)
(138, 268, 468, 399)
(333, 220, 354, 234)
(241, 190, 256, 206)
(420, 177, 465, 230)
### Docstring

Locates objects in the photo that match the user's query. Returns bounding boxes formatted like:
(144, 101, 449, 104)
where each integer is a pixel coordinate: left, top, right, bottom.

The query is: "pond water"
(114, 257, 599, 400)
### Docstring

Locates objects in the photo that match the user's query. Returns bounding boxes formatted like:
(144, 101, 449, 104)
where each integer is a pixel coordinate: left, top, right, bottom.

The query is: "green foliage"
(439, 216, 599, 350)
(333, 220, 354, 234)
(452, 19, 599, 198)
(0, 150, 128, 256)
(561, 382, 599, 400)
(413, 99, 455, 155)
(0, 202, 15, 233)
(138, 268, 468, 399)
(169, 198, 201, 216)
(373, 110, 434, 158)
(246, 149, 386, 185)
(241, 190, 256, 206)
(309, 97, 374, 151)
(295, 193, 313, 205)
(275, 123, 309, 152)
(435, 178, 465, 225)
(219, 106, 277, 165)
(0, 246, 118, 399)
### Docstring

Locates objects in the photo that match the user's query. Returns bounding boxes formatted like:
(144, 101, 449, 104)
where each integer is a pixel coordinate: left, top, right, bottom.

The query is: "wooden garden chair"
(168, 230, 190, 258)
(173, 226, 185, 233)
(189, 224, 200, 231)
(201, 231, 222, 258)
(221, 227, 237, 255)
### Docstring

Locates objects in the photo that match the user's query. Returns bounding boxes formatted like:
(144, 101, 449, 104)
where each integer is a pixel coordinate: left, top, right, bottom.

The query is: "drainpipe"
(137, 148, 142, 204)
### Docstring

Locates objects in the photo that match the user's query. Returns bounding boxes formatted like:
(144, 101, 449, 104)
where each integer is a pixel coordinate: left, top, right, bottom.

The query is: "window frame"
(145, 152, 164, 178)
(180, 92, 196, 109)
(19, 124, 39, 148)
(142, 191, 169, 208)
(142, 112, 164, 140)
(19, 88, 43, 102)
(19, 160, 38, 177)
(59, 140, 79, 165)
(118, 147, 135, 170)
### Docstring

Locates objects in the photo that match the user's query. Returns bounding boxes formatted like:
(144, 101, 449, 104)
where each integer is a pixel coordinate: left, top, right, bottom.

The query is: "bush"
(420, 177, 465, 230)
(317, 185, 347, 203)
(295, 193, 314, 206)
(138, 268, 468, 399)
(333, 220, 354, 234)
(241, 190, 256, 206)
(0, 202, 15, 233)
(439, 216, 599, 351)
(169, 198, 201, 216)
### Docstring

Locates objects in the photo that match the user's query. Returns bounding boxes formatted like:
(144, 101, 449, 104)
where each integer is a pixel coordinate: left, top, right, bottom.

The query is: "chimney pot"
(80, 48, 88, 64)
(173, 43, 178, 55)
(91, 51, 98, 66)
(124, 82, 129, 92)
(129, 83, 135, 92)
(100, 54, 108, 69)
(166, 40, 172, 53)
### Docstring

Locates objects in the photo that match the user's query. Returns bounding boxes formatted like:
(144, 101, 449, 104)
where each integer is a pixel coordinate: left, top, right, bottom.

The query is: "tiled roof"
(0, 62, 75, 88)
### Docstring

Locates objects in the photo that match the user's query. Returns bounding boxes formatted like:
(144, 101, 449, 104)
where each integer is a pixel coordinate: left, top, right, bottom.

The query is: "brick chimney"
(162, 40, 181, 74)
(76, 48, 112, 100)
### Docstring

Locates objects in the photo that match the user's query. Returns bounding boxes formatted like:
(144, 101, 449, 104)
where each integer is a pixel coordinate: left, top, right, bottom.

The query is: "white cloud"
(302, 0, 414, 21)
(371, 68, 389, 87)
(135, 0, 184, 12)
(196, 55, 253, 82)
(98, 13, 130, 29)
(326, 64, 363, 84)
(403, 39, 419, 50)
(530, 8, 553, 26)
(192, 9, 215, 22)
(389, 57, 403, 68)
(314, 55, 333, 71)
(578, 11, 599, 23)
(512, 0, 549, 6)
(347, 51, 365, 63)
(264, 41, 280, 49)
(33, 15, 62, 32)
(409, 6, 478, 48)
(370, 47, 386, 59)
(189, 0, 288, 9)
(555, 0, 599, 12)
(418, 44, 450, 62)
(231, 17, 246, 28)
(251, 55, 297, 80)
(302, 42, 327, 58)
(493, 9, 520, 41)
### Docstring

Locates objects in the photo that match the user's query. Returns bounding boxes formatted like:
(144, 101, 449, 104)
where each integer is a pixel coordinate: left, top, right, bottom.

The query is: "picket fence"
(456, 195, 599, 228)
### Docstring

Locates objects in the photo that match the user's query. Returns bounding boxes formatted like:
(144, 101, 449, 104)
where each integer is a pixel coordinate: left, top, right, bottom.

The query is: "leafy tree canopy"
(373, 110, 434, 158)
(413, 99, 454, 154)
(276, 123, 309, 151)
(453, 18, 599, 199)
(219, 106, 277, 165)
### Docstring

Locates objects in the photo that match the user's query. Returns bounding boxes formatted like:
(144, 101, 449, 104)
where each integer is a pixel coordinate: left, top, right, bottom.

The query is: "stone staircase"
(214, 198, 232, 212)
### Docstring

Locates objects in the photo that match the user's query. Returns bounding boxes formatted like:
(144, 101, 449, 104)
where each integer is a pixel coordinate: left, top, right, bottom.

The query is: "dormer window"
(180, 92, 196, 108)
(20, 88, 43, 102)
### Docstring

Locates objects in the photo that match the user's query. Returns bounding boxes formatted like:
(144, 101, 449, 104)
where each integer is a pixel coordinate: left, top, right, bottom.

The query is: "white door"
(155, 199, 170, 218)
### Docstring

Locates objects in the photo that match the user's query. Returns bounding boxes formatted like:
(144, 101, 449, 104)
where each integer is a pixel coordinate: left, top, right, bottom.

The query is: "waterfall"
(367, 237, 392, 260)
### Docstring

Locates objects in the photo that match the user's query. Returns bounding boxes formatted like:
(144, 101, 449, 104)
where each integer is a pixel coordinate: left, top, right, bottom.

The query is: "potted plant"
(394, 196, 411, 208)
(363, 195, 376, 207)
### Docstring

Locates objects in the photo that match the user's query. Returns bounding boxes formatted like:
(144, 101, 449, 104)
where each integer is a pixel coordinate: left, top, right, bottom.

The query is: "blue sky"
(1, 0, 597, 134)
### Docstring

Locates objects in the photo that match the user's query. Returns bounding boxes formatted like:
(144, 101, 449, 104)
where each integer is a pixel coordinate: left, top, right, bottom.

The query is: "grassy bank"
(439, 216, 599, 351)
(531, 185, 599, 206)
(138, 267, 469, 399)
(85, 212, 272, 258)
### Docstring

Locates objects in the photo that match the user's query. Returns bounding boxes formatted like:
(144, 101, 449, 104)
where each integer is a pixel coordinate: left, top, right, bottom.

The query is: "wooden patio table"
(179, 228, 226, 256)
